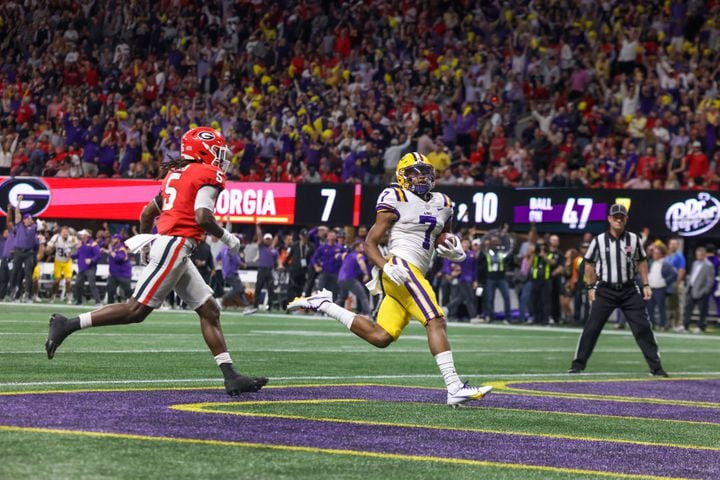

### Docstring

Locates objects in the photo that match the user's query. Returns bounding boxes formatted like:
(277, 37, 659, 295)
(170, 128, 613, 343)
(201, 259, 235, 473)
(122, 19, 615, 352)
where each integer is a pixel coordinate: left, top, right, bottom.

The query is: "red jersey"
(156, 162, 226, 241)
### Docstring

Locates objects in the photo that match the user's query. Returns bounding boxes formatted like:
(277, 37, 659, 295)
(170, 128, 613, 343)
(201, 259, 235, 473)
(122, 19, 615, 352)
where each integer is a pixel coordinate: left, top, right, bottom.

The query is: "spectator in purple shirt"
(73, 229, 101, 306)
(217, 240, 253, 312)
(310, 230, 344, 300)
(10, 200, 39, 301)
(336, 240, 371, 315)
(0, 225, 12, 299)
(104, 234, 132, 304)
(443, 239, 478, 322)
(254, 224, 279, 311)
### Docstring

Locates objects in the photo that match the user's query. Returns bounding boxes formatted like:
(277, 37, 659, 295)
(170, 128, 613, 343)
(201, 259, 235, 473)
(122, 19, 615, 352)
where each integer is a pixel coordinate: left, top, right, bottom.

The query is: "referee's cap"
(609, 204, 628, 217)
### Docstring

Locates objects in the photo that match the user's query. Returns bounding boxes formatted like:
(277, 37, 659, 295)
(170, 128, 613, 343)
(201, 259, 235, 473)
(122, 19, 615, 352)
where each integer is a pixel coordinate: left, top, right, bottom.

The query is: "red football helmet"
(181, 126, 231, 172)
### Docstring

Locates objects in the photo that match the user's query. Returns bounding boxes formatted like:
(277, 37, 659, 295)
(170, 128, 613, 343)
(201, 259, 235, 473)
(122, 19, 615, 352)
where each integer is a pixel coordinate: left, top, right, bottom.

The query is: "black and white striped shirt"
(584, 231, 647, 284)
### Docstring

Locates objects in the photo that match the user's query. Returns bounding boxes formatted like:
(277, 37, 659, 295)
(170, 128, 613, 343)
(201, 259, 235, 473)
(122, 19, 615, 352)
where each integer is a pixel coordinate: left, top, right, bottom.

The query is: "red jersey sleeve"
(193, 163, 226, 192)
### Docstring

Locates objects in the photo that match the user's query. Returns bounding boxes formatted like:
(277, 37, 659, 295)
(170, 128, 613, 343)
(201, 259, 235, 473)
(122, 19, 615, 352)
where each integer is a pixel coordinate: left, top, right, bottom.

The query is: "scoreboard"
(3, 176, 720, 238)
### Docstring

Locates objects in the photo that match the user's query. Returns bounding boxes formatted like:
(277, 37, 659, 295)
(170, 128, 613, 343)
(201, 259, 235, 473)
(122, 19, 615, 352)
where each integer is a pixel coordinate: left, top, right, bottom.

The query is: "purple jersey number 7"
(419, 215, 437, 250)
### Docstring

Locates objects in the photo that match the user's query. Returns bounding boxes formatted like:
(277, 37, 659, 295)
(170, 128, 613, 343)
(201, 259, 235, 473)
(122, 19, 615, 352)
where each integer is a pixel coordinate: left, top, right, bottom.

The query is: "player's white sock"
(318, 302, 355, 329)
(214, 352, 232, 365)
(435, 350, 463, 394)
(79, 312, 93, 329)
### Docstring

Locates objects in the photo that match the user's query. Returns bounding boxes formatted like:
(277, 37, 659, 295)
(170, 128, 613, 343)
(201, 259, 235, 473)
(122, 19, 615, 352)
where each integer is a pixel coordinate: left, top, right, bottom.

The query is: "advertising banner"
(0, 177, 297, 224)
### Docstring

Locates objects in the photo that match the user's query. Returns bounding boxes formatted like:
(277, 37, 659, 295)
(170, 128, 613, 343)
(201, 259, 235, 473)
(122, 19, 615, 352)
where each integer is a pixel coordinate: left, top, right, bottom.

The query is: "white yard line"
(2, 302, 718, 341)
(1, 348, 718, 355)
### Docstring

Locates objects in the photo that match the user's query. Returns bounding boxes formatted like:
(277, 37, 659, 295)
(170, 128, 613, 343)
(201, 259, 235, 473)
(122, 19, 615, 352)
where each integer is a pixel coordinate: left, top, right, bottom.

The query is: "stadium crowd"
(1, 1, 720, 189)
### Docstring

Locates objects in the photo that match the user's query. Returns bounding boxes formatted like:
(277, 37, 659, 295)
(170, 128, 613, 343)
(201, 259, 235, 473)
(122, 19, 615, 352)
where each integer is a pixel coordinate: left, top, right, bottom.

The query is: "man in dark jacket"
(191, 232, 215, 286)
(283, 228, 315, 308)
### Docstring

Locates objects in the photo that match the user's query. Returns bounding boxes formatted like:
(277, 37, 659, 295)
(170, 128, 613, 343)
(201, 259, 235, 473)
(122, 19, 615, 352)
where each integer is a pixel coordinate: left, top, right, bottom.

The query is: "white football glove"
(382, 262, 411, 286)
(436, 236, 466, 262)
(220, 230, 242, 254)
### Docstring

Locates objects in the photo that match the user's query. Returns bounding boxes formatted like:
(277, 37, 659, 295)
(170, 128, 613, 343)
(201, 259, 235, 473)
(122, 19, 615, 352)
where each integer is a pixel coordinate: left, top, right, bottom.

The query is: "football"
(435, 232, 458, 248)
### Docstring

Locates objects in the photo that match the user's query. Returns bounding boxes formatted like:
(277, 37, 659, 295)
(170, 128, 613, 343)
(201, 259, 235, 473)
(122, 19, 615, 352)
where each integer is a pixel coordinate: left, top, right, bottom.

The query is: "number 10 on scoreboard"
(562, 198, 593, 229)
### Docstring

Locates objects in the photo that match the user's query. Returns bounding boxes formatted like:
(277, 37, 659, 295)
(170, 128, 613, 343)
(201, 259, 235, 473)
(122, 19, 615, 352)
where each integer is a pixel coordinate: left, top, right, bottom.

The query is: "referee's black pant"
(571, 284, 662, 372)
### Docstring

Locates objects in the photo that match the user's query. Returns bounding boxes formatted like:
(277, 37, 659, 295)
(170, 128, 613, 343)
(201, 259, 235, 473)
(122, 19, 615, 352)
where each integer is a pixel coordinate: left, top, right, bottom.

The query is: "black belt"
(599, 281, 635, 291)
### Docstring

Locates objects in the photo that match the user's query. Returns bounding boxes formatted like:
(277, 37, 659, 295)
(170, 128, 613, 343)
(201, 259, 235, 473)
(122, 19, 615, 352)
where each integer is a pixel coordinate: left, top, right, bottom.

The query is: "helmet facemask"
(402, 163, 435, 195)
(210, 144, 231, 172)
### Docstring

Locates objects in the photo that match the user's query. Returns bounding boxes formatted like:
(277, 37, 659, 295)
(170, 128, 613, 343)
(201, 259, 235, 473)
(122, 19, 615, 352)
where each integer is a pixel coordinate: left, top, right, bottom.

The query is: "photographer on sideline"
(529, 237, 559, 325)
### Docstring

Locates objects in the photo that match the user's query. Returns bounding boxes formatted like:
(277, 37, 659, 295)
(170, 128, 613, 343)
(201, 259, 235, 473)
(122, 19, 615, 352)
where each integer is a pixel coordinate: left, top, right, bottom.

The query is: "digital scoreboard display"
(513, 196, 610, 231)
(4, 177, 720, 238)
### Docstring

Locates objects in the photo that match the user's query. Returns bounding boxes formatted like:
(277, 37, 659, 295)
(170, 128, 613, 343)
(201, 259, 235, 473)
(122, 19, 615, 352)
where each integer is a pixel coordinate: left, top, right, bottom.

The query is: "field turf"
(1, 303, 719, 479)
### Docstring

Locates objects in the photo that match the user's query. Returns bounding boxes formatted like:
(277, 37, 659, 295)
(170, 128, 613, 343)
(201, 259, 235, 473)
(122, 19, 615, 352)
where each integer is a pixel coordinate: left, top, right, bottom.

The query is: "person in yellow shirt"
(427, 139, 451, 174)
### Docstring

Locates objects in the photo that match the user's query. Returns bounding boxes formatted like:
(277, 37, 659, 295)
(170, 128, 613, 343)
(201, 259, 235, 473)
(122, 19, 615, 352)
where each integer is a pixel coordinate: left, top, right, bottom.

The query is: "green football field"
(1, 303, 719, 480)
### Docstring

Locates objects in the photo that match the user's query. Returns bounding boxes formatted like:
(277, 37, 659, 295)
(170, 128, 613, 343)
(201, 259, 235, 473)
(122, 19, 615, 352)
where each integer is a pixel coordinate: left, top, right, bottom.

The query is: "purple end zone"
(511, 379, 720, 403)
(1, 385, 719, 478)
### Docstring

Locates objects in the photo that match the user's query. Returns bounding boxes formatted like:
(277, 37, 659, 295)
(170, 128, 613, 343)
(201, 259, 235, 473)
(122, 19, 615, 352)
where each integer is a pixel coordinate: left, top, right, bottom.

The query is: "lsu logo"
(0, 178, 51, 217)
(665, 192, 720, 237)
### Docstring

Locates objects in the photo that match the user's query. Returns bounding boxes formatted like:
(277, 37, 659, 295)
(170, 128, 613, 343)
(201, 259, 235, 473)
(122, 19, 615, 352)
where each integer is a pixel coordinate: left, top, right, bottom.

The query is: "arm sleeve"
(634, 233, 647, 261)
(153, 191, 163, 211)
(584, 237, 599, 263)
(194, 185, 220, 211)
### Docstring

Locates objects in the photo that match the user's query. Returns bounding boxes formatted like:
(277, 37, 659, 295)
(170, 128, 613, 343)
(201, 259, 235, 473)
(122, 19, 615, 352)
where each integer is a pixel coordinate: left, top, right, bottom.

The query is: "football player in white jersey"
(289, 152, 492, 406)
(46, 227, 79, 302)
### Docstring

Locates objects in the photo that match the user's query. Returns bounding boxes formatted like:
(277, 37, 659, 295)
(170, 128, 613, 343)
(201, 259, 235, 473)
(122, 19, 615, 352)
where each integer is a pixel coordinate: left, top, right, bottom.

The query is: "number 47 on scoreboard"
(562, 198, 594, 229)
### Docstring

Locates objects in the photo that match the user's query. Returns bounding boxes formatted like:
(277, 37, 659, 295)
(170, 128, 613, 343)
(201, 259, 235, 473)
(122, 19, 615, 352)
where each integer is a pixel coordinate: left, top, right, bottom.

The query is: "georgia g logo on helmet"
(181, 127, 231, 172)
(396, 152, 435, 196)
(197, 130, 216, 141)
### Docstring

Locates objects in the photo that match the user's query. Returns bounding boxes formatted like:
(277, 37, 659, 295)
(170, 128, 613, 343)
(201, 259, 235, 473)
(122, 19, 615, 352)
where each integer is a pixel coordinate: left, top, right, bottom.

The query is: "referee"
(568, 204, 668, 377)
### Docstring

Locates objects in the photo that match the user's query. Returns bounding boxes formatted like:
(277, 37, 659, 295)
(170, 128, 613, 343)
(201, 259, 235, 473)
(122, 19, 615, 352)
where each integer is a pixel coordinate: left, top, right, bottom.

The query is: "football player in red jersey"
(45, 127, 267, 396)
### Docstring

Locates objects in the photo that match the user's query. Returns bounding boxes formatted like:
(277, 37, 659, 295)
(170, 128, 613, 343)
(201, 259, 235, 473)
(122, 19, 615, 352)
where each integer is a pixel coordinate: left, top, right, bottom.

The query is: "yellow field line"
(171, 400, 720, 453)
(0, 425, 693, 480)
(492, 378, 720, 409)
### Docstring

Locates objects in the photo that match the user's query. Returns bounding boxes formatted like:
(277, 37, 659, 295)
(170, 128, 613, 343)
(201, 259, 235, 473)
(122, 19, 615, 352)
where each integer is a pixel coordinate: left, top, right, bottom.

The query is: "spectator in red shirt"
(16, 96, 34, 123)
(684, 141, 709, 180)
(636, 147, 656, 179)
(489, 127, 507, 163)
(469, 139, 486, 165)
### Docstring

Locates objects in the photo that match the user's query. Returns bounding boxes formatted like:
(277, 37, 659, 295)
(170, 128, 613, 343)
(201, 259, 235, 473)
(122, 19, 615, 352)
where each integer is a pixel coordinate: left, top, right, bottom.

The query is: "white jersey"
(376, 184, 453, 275)
(48, 234, 77, 262)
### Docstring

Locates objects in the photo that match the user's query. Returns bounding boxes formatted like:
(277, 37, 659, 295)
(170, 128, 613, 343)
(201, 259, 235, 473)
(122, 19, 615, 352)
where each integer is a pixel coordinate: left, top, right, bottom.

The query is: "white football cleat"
(287, 289, 333, 312)
(447, 383, 493, 406)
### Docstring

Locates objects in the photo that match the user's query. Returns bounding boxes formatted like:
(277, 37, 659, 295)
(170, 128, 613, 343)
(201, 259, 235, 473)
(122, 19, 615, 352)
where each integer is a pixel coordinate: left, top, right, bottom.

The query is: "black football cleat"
(45, 314, 70, 360)
(651, 368, 669, 378)
(224, 374, 269, 396)
(567, 367, 583, 374)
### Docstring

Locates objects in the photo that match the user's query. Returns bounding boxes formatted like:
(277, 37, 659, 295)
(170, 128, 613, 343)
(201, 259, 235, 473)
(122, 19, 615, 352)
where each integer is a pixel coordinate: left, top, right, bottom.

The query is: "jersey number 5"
(162, 172, 182, 211)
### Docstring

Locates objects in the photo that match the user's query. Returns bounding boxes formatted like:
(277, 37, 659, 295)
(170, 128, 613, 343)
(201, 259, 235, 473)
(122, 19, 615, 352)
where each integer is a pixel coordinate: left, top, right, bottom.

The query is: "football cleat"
(224, 374, 268, 396)
(45, 314, 70, 360)
(650, 368, 669, 378)
(286, 289, 333, 312)
(447, 382, 493, 406)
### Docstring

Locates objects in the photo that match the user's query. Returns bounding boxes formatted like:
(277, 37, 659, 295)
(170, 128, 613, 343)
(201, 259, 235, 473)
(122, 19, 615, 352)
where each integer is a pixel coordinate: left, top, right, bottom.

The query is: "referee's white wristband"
(220, 230, 235, 246)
